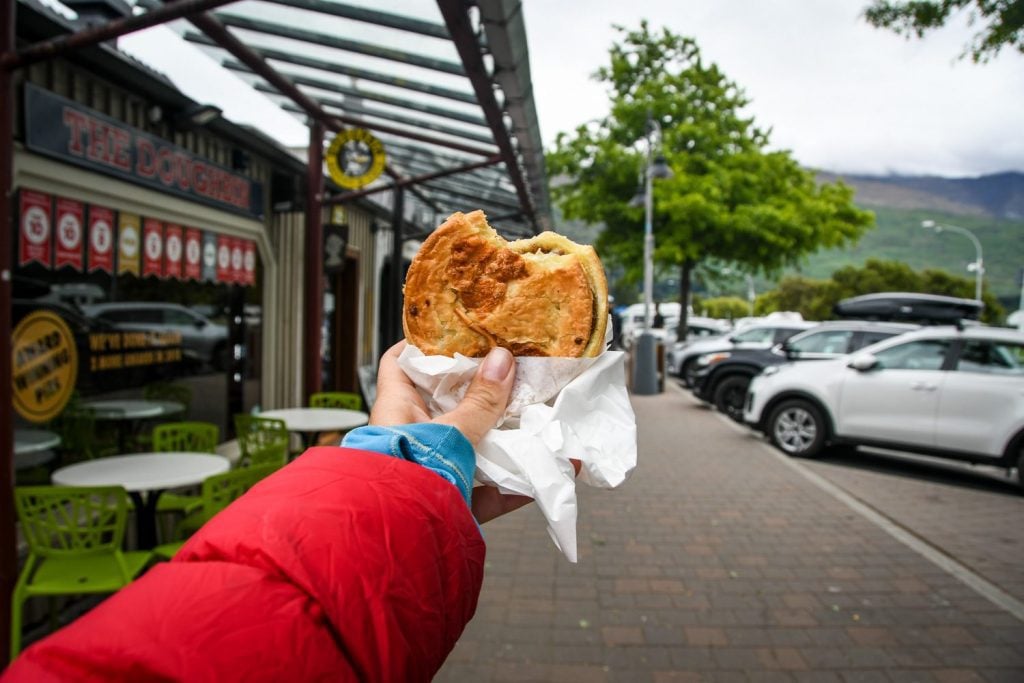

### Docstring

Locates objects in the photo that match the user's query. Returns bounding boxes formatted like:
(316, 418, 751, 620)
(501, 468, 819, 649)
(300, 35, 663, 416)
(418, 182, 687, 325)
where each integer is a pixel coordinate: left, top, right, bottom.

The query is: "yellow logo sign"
(326, 129, 386, 189)
(12, 310, 79, 423)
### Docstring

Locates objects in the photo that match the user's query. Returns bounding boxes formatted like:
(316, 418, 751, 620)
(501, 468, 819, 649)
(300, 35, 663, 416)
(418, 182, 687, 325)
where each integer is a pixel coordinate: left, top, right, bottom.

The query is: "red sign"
(88, 205, 115, 273)
(19, 190, 52, 267)
(142, 218, 164, 278)
(164, 224, 183, 280)
(243, 240, 257, 286)
(184, 228, 202, 280)
(230, 238, 245, 284)
(216, 234, 232, 283)
(54, 197, 84, 270)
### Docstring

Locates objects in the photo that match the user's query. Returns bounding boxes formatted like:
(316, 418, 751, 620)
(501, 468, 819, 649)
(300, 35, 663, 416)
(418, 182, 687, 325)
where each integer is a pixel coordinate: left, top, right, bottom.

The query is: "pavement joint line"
(663, 380, 1024, 623)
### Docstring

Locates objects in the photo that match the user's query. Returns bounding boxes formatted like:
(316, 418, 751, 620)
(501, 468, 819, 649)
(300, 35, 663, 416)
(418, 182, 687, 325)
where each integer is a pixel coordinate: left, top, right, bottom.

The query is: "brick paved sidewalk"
(435, 388, 1024, 683)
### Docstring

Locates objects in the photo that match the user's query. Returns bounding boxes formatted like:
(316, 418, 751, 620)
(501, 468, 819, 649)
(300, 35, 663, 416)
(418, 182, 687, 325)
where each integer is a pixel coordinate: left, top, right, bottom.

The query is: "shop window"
(11, 188, 262, 460)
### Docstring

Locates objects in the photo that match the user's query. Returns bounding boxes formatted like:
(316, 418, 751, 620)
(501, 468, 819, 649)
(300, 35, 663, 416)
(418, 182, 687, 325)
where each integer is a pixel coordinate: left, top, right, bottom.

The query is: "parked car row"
(668, 293, 1024, 490)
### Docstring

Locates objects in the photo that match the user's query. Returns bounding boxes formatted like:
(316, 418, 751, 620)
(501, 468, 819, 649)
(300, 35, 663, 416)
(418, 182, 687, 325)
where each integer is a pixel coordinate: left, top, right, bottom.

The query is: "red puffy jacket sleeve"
(4, 447, 486, 682)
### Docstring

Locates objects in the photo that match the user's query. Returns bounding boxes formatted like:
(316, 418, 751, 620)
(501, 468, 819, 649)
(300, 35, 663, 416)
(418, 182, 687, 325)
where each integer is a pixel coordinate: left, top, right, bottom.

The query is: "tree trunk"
(678, 259, 693, 340)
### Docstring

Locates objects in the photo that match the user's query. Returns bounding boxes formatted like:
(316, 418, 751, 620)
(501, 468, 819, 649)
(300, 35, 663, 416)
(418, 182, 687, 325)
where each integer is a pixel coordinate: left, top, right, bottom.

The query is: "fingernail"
(480, 347, 513, 382)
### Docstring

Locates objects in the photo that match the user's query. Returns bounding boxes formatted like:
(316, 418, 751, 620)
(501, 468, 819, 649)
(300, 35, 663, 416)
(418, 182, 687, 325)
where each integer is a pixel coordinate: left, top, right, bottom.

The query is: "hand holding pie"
(402, 211, 609, 358)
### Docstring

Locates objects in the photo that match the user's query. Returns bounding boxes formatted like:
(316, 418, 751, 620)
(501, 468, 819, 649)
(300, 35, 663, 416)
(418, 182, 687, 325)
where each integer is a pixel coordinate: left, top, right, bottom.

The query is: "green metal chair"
(153, 463, 282, 560)
(234, 415, 290, 469)
(153, 422, 221, 518)
(309, 391, 363, 411)
(11, 485, 153, 658)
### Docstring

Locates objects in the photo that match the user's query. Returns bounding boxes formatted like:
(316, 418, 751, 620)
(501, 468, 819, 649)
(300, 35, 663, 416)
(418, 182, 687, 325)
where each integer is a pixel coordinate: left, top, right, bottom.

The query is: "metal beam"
(386, 153, 516, 197)
(185, 33, 474, 103)
(212, 12, 464, 75)
(268, 0, 450, 39)
(188, 11, 408, 184)
(1, 0, 238, 71)
(222, 61, 486, 127)
(304, 121, 324, 400)
(317, 109, 497, 157)
(436, 0, 535, 228)
(273, 97, 494, 147)
(378, 138, 511, 183)
(325, 154, 502, 204)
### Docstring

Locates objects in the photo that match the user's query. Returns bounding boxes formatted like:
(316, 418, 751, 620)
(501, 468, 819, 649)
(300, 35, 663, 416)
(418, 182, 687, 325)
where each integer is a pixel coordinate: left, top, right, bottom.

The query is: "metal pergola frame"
(0, 0, 551, 660)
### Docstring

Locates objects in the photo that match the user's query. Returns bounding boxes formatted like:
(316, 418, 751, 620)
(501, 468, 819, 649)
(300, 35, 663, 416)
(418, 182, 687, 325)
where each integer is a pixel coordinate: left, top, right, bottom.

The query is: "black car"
(690, 321, 920, 421)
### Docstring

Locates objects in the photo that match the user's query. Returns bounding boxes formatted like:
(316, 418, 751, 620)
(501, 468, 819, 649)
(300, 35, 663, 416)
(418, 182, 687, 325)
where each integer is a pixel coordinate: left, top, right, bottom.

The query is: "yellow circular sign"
(326, 129, 386, 189)
(12, 310, 78, 423)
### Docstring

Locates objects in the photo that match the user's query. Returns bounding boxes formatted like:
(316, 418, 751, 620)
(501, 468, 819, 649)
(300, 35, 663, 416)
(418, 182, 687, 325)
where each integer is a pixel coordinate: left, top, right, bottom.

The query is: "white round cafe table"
(258, 408, 369, 449)
(13, 429, 61, 470)
(52, 452, 230, 548)
(14, 428, 61, 455)
(80, 399, 175, 420)
(77, 399, 186, 451)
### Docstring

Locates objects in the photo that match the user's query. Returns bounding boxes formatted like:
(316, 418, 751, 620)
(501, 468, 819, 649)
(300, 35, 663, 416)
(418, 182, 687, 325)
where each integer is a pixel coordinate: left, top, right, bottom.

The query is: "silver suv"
(84, 302, 228, 370)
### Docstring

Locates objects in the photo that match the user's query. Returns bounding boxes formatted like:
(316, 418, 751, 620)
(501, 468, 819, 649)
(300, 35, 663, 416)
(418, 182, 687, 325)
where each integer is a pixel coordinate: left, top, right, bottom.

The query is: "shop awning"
(144, 0, 552, 236)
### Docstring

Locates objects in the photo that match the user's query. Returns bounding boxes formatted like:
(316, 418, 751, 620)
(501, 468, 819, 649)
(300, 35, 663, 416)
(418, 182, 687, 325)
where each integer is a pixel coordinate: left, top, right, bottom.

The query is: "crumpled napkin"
(397, 345, 637, 562)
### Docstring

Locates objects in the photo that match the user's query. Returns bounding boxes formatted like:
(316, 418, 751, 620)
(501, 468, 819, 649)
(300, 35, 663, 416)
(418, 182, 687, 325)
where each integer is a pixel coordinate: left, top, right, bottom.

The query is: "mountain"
(801, 171, 1024, 306)
(817, 171, 1024, 220)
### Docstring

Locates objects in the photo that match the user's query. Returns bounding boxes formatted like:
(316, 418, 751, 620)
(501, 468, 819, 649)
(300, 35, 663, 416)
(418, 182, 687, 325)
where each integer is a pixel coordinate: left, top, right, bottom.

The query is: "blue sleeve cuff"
(342, 424, 476, 508)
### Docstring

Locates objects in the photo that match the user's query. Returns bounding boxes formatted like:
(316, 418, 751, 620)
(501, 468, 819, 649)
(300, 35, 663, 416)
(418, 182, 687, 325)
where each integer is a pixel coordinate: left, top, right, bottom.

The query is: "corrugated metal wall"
(263, 206, 378, 408)
(343, 207, 377, 368)
(263, 211, 305, 409)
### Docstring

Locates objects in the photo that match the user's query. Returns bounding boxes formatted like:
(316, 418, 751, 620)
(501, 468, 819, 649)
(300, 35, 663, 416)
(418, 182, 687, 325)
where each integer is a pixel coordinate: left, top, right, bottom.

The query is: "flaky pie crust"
(403, 211, 609, 357)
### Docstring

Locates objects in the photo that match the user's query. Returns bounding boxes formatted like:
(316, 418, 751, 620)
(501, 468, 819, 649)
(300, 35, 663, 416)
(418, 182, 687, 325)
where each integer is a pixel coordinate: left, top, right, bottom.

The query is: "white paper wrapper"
(397, 345, 637, 562)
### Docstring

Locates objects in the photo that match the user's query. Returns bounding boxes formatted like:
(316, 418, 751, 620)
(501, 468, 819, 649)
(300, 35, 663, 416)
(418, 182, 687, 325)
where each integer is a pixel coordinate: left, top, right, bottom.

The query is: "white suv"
(743, 326, 1024, 488)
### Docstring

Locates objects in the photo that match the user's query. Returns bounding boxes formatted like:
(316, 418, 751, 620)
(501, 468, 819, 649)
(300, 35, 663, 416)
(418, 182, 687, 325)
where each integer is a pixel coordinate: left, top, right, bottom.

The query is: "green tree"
(864, 0, 1024, 62)
(756, 259, 1005, 323)
(695, 296, 751, 320)
(547, 23, 874, 337)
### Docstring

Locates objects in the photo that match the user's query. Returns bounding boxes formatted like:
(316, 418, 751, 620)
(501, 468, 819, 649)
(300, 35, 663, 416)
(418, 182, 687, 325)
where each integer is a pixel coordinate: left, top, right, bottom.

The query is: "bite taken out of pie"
(402, 210, 608, 358)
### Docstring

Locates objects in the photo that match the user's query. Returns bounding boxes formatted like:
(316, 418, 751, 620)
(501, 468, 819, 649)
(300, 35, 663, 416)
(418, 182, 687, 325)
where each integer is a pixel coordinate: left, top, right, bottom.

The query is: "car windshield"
(731, 327, 775, 343)
(788, 329, 853, 354)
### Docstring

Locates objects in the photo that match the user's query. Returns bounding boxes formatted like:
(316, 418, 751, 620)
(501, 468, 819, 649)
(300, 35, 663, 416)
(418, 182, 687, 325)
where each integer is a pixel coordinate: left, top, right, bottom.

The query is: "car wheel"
(768, 399, 827, 458)
(712, 375, 750, 423)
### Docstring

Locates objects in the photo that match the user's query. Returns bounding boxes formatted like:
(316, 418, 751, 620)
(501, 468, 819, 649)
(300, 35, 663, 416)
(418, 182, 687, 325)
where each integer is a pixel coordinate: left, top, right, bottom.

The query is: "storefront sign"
(165, 224, 183, 280)
(230, 238, 244, 284)
(24, 84, 264, 219)
(201, 231, 217, 282)
(117, 212, 141, 275)
(326, 128, 386, 189)
(12, 310, 78, 423)
(216, 235, 231, 283)
(88, 205, 115, 273)
(185, 227, 202, 280)
(88, 330, 183, 373)
(19, 189, 52, 267)
(142, 218, 164, 278)
(54, 197, 84, 270)
(243, 241, 257, 286)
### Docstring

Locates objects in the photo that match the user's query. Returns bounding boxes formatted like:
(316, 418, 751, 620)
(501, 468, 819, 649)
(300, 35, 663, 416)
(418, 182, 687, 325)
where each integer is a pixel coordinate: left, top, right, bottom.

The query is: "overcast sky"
(118, 0, 1024, 179)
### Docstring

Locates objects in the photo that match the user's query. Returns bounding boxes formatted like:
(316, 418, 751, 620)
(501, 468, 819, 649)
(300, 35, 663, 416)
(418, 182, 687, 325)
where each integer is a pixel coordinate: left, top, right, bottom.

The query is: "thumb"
(435, 347, 515, 445)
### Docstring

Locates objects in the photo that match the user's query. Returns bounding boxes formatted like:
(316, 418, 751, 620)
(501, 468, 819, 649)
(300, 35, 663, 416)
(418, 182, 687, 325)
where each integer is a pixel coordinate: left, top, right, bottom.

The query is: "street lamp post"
(921, 219, 985, 302)
(631, 113, 672, 395)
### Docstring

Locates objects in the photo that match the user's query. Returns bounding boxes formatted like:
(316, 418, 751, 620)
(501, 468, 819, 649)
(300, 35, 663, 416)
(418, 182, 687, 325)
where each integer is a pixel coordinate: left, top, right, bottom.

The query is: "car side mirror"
(193, 319, 207, 329)
(849, 353, 878, 372)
